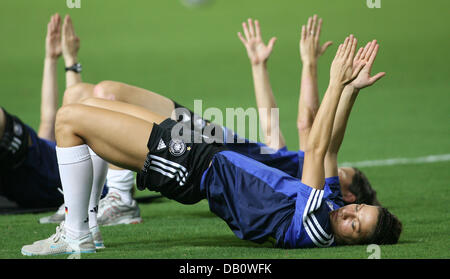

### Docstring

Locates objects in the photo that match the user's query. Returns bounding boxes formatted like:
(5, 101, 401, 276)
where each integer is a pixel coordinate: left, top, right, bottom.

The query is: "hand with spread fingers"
(329, 35, 365, 86)
(300, 15, 333, 65)
(238, 18, 277, 66)
(349, 40, 386, 90)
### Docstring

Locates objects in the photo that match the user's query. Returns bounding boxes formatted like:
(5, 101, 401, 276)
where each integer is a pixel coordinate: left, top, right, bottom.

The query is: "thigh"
(57, 103, 166, 172)
(95, 81, 175, 119)
(81, 97, 165, 124)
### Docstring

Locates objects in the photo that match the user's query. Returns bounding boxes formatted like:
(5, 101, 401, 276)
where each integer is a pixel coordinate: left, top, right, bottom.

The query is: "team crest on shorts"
(13, 122, 23, 136)
(169, 139, 186, 156)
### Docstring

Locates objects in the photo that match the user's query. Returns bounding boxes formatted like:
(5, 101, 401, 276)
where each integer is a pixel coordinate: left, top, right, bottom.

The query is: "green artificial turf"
(0, 0, 449, 259)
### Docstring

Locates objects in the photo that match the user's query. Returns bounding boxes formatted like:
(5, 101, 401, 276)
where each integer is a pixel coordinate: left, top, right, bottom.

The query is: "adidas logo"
(157, 139, 167, 150)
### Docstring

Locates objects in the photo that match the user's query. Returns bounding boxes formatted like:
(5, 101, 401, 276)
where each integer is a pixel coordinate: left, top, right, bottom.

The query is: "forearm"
(39, 57, 59, 140)
(324, 86, 358, 177)
(302, 83, 344, 189)
(306, 83, 344, 154)
(251, 63, 285, 149)
(64, 56, 81, 88)
(327, 85, 359, 155)
(297, 61, 319, 149)
(298, 62, 319, 125)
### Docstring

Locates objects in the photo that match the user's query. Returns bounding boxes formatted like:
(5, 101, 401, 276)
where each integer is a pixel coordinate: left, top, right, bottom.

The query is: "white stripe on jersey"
(303, 189, 334, 247)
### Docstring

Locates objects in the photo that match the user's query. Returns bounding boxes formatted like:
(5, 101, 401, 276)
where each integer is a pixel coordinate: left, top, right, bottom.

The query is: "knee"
(63, 83, 95, 105)
(93, 81, 117, 101)
(55, 105, 78, 138)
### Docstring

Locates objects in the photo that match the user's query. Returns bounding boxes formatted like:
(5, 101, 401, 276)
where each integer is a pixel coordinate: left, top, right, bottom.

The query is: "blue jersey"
(222, 127, 304, 178)
(1, 125, 108, 208)
(284, 177, 343, 248)
(0, 125, 63, 208)
(201, 150, 344, 249)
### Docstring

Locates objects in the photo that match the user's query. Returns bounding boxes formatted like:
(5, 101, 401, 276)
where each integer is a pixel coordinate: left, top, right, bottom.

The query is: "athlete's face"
(329, 204, 379, 245)
(338, 167, 356, 203)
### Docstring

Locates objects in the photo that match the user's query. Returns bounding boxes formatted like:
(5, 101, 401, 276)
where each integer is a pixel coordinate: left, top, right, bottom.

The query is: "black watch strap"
(65, 63, 82, 73)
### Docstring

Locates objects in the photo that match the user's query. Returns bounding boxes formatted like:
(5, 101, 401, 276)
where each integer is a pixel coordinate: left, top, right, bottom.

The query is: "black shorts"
(136, 118, 226, 205)
(173, 101, 230, 144)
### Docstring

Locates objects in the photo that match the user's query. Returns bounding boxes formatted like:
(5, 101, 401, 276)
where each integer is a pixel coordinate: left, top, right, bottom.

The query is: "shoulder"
(288, 187, 335, 248)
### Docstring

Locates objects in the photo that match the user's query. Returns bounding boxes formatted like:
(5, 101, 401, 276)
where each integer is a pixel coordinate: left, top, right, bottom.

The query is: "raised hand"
(329, 35, 365, 86)
(45, 14, 62, 59)
(300, 15, 333, 65)
(238, 19, 277, 66)
(349, 40, 386, 89)
(62, 15, 80, 66)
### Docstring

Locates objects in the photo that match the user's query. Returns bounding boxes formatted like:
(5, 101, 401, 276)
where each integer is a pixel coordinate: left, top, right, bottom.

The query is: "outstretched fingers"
(267, 37, 277, 51)
(369, 71, 386, 84)
(255, 19, 262, 39)
(247, 18, 255, 38)
(306, 16, 313, 36)
(301, 24, 306, 41)
(367, 44, 386, 83)
(237, 31, 247, 45)
(242, 21, 251, 41)
(346, 35, 357, 60)
(315, 17, 322, 43)
(354, 47, 364, 63)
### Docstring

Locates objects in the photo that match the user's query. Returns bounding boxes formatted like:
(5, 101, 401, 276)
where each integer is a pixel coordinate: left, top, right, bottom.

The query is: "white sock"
(87, 147, 108, 229)
(106, 168, 134, 205)
(56, 144, 92, 239)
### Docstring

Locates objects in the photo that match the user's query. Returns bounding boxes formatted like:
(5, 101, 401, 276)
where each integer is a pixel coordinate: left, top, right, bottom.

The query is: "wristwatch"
(65, 63, 82, 73)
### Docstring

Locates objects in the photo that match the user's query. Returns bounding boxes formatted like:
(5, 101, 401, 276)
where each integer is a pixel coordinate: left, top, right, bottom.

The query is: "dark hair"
(365, 207, 402, 245)
(348, 168, 381, 206)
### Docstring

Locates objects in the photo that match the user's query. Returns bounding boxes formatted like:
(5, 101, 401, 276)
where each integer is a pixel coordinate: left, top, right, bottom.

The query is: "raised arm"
(238, 19, 285, 149)
(38, 14, 62, 141)
(298, 15, 333, 150)
(324, 40, 386, 177)
(62, 15, 81, 88)
(301, 35, 364, 190)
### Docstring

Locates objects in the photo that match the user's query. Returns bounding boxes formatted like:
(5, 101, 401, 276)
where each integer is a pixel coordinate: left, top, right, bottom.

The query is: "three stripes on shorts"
(148, 154, 188, 186)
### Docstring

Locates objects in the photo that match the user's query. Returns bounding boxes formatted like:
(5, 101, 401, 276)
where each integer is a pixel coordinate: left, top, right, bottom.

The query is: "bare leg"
(62, 82, 175, 177)
(55, 103, 166, 172)
(62, 83, 96, 105)
(93, 81, 175, 118)
(80, 97, 166, 124)
(63, 81, 176, 118)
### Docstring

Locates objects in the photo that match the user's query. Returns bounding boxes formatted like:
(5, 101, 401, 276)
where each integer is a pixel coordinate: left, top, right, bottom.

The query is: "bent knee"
(55, 105, 82, 134)
(63, 83, 95, 105)
(93, 81, 117, 101)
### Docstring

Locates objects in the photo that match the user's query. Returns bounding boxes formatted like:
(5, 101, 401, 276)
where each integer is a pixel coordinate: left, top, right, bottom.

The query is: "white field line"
(339, 153, 450, 168)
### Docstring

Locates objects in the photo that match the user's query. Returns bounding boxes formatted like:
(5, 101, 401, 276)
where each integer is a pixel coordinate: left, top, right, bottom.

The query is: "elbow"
(297, 109, 317, 133)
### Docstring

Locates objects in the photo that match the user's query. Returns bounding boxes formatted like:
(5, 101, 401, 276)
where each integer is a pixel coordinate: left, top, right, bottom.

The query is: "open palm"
(238, 19, 276, 66)
(350, 40, 386, 89)
(45, 14, 62, 59)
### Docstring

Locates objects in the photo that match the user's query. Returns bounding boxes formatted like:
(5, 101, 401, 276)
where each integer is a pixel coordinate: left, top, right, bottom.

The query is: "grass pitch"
(0, 0, 449, 259)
